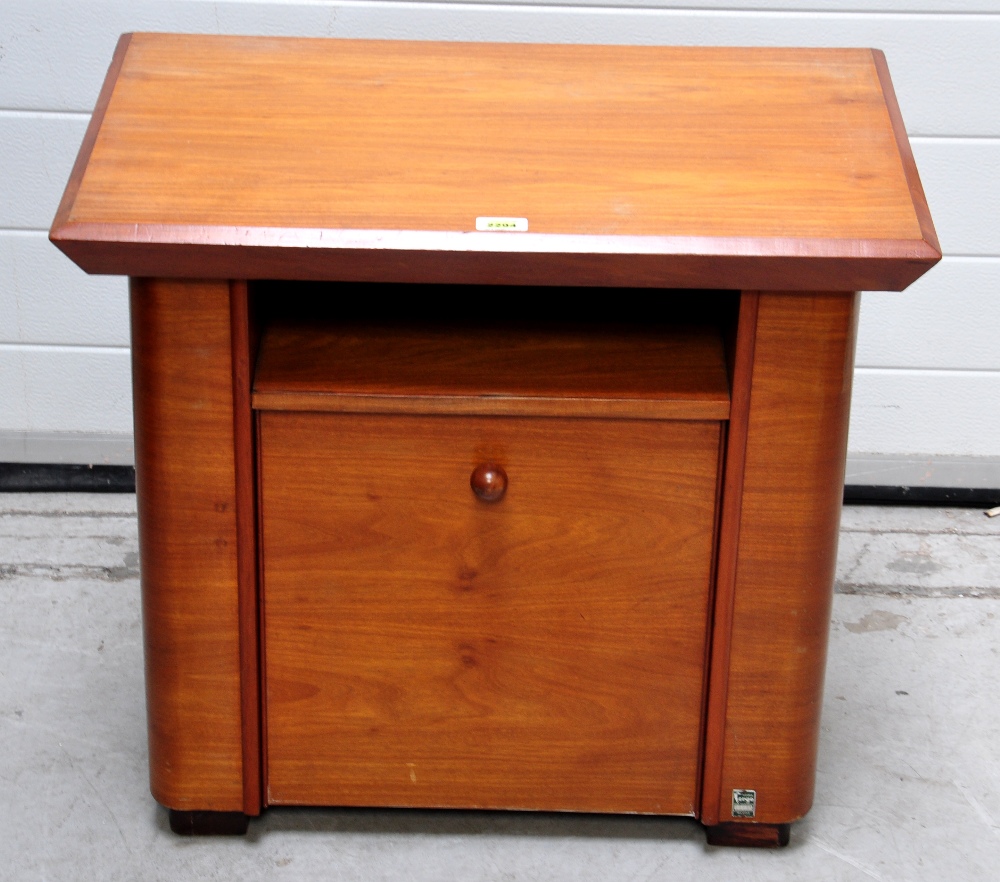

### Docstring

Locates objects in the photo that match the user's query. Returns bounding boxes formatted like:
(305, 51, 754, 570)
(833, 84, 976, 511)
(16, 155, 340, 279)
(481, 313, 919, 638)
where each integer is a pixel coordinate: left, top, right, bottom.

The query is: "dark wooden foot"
(169, 809, 250, 836)
(704, 822, 791, 848)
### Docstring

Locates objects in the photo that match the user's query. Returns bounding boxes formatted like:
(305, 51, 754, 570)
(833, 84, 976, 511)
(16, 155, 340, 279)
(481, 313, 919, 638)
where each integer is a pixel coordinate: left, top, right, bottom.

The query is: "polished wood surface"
(872, 51, 941, 259)
(229, 281, 262, 815)
(710, 291, 859, 825)
(130, 279, 245, 811)
(50, 33, 133, 238)
(700, 291, 760, 825)
(51, 34, 939, 290)
(259, 413, 722, 813)
(253, 321, 730, 420)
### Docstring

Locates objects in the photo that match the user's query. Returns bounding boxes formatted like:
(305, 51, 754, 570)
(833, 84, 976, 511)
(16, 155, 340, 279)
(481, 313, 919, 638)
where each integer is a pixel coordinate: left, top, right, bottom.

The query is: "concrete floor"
(1, 494, 998, 881)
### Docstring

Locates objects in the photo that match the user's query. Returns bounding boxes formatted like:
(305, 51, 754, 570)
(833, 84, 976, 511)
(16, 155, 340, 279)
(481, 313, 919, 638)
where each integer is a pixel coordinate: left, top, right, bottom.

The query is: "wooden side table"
(50, 34, 939, 846)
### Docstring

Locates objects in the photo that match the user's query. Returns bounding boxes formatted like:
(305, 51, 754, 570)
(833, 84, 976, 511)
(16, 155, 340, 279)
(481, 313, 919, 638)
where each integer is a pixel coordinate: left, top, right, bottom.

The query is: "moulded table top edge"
(50, 222, 939, 291)
(49, 33, 941, 291)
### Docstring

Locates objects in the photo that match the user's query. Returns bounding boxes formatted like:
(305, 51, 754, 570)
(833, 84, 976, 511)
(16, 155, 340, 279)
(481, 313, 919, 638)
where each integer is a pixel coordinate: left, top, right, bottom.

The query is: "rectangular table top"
(51, 34, 939, 290)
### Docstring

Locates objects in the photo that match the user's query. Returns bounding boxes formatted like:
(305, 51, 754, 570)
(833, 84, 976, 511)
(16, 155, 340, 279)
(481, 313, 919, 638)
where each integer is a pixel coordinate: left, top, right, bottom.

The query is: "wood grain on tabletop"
(50, 34, 939, 289)
(131, 278, 247, 812)
(707, 290, 859, 825)
(253, 321, 731, 420)
(259, 412, 722, 813)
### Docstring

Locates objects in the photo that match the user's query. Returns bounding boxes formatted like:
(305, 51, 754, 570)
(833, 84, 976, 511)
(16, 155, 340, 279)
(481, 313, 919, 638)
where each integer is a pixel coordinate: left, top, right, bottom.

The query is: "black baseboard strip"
(844, 484, 1000, 507)
(0, 463, 136, 493)
(1, 463, 996, 506)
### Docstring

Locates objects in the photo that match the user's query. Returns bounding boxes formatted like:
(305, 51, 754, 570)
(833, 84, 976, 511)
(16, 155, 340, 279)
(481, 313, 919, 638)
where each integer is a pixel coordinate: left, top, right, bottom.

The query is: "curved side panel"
(131, 278, 244, 811)
(713, 291, 859, 824)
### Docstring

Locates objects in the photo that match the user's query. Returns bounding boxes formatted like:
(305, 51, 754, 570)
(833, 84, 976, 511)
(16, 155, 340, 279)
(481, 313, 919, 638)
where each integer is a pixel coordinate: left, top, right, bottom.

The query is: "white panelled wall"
(2, 0, 998, 485)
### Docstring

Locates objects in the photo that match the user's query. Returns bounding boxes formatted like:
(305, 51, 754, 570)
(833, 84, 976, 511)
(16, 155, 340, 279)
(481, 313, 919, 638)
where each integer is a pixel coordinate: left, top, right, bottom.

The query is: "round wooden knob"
(470, 463, 507, 502)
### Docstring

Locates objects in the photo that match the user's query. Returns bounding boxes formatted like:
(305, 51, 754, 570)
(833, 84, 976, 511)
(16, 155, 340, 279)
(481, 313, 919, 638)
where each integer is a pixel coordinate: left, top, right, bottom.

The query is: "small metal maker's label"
(476, 216, 528, 232)
(732, 789, 757, 818)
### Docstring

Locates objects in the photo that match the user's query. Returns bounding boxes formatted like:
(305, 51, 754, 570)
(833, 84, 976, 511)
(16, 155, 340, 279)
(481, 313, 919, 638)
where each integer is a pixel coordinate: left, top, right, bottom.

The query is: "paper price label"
(476, 217, 528, 232)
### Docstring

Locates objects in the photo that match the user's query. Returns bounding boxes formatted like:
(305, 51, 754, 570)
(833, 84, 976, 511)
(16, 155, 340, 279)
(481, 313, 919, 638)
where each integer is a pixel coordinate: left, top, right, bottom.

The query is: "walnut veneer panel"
(253, 321, 730, 419)
(130, 279, 245, 811)
(260, 413, 721, 814)
(51, 34, 939, 290)
(709, 291, 859, 825)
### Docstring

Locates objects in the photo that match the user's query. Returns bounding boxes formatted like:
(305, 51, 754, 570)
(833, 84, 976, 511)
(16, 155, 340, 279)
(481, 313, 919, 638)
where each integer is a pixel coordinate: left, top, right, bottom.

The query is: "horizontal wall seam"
(0, 109, 91, 120)
(932, 252, 1000, 258)
(910, 135, 1000, 143)
(0, 343, 130, 355)
(184, 3, 1000, 20)
(854, 366, 1000, 376)
(919, 254, 1000, 263)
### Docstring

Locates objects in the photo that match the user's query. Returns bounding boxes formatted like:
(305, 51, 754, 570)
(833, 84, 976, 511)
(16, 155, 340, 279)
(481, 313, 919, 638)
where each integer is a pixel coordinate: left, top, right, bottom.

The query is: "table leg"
(131, 278, 260, 818)
(702, 291, 859, 831)
(168, 809, 250, 836)
(704, 822, 791, 848)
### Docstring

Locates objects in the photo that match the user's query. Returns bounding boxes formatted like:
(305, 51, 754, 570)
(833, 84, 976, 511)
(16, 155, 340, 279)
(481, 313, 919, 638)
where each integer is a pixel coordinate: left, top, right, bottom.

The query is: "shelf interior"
(250, 282, 736, 421)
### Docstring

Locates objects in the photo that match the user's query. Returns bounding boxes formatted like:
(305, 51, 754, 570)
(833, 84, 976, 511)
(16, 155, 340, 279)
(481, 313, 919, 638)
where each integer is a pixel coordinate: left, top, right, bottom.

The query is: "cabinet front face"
(259, 412, 722, 815)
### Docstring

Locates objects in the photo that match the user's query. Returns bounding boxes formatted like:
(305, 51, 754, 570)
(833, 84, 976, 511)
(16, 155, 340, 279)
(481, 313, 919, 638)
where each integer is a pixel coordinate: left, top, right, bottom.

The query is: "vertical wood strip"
(718, 291, 859, 824)
(230, 280, 261, 815)
(255, 411, 271, 806)
(131, 277, 244, 811)
(693, 423, 730, 816)
(699, 292, 760, 825)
